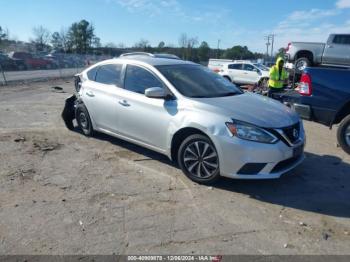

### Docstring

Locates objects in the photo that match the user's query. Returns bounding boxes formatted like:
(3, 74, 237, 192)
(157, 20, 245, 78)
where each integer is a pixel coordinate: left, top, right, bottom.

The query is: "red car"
(8, 52, 56, 70)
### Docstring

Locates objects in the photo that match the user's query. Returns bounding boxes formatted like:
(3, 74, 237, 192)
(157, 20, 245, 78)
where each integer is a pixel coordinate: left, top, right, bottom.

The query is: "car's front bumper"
(213, 129, 305, 179)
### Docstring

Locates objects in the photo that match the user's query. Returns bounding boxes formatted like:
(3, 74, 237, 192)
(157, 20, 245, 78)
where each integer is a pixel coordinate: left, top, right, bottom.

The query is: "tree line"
(0, 20, 266, 62)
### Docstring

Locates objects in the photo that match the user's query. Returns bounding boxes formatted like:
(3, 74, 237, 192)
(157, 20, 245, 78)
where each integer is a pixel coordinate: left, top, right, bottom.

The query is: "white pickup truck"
(285, 34, 350, 71)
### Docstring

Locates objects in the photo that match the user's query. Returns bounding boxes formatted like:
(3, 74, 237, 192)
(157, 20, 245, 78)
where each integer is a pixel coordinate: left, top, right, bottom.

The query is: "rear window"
(95, 64, 123, 86)
(333, 35, 350, 45)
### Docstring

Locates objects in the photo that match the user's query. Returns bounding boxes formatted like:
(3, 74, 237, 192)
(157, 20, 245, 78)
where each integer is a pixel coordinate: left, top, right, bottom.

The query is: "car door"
(323, 35, 350, 65)
(241, 64, 260, 84)
(227, 63, 243, 83)
(116, 64, 177, 152)
(81, 63, 124, 133)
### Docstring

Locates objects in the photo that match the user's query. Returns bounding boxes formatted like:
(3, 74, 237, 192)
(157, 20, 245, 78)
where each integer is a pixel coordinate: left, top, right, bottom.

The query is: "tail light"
(298, 73, 312, 96)
(286, 43, 291, 52)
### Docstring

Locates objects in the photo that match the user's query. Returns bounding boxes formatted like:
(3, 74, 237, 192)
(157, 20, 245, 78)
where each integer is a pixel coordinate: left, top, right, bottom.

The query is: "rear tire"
(75, 104, 94, 136)
(295, 57, 311, 72)
(178, 134, 220, 184)
(337, 114, 350, 154)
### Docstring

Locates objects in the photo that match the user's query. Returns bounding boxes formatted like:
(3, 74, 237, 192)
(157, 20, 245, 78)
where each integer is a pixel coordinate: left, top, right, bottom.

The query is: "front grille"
(282, 122, 300, 144)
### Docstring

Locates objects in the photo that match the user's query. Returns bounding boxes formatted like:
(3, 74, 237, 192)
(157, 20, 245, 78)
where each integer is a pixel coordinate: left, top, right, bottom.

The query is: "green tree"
(198, 41, 210, 62)
(158, 41, 165, 50)
(67, 20, 95, 54)
(51, 32, 63, 50)
(223, 45, 255, 60)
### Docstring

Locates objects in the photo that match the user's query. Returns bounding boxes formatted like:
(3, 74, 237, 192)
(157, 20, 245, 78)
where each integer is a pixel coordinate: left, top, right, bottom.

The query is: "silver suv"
(65, 52, 305, 184)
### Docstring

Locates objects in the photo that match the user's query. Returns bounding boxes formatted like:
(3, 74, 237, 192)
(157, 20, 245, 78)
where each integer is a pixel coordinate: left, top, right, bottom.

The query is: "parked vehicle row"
(62, 52, 305, 184)
(0, 53, 27, 71)
(0, 51, 109, 71)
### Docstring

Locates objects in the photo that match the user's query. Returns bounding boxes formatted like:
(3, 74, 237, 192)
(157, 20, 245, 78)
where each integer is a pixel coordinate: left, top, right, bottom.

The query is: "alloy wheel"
(79, 112, 88, 129)
(183, 141, 219, 179)
(296, 60, 307, 71)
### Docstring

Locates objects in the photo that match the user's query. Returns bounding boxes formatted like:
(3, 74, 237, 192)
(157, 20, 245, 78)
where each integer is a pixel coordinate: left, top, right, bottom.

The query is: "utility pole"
(216, 39, 221, 59)
(265, 35, 271, 61)
(270, 34, 275, 58)
(264, 34, 276, 61)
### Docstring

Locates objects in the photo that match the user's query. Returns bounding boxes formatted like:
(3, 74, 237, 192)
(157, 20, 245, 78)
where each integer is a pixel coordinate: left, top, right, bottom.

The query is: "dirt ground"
(0, 80, 349, 255)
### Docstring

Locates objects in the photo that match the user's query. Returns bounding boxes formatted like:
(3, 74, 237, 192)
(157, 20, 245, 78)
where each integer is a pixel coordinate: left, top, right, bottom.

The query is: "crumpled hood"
(190, 93, 299, 128)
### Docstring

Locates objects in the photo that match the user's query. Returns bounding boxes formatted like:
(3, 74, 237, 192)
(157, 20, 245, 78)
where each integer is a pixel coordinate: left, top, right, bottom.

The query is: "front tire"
(75, 104, 94, 136)
(178, 134, 220, 184)
(337, 115, 350, 154)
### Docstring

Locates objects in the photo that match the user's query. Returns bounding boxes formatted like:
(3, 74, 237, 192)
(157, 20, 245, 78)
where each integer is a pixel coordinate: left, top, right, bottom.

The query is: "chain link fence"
(0, 46, 115, 86)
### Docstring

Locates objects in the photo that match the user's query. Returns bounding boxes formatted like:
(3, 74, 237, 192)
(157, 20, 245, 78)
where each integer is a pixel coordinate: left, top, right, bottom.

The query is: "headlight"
(226, 121, 278, 144)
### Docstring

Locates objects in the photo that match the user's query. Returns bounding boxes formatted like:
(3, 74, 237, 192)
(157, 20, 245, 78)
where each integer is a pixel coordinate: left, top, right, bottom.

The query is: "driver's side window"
(124, 65, 164, 94)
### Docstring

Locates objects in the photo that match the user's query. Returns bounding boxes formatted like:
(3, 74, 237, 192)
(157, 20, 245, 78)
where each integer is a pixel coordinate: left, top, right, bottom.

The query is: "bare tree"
(178, 33, 188, 59)
(32, 26, 50, 51)
(187, 37, 198, 60)
(133, 39, 150, 51)
(60, 28, 69, 52)
(105, 42, 117, 48)
(117, 43, 126, 49)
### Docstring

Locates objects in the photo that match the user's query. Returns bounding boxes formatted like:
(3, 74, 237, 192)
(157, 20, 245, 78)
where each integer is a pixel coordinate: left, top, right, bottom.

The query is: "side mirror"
(145, 87, 167, 99)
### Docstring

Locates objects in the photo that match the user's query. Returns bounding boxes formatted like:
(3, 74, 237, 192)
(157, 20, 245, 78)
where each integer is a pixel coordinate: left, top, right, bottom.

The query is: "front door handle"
(118, 100, 130, 107)
(327, 45, 333, 48)
(86, 90, 95, 97)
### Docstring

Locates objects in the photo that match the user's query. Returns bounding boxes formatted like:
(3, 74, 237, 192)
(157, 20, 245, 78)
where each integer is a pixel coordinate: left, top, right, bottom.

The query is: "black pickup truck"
(273, 67, 350, 154)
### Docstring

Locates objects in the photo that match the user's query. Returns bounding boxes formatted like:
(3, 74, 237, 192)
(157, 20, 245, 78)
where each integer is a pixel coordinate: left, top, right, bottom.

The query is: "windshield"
(157, 64, 243, 98)
(253, 63, 269, 71)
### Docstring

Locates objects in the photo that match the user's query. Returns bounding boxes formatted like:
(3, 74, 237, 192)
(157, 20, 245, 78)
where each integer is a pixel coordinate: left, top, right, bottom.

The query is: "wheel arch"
(170, 127, 210, 163)
(295, 50, 314, 63)
(222, 75, 232, 82)
(331, 100, 350, 126)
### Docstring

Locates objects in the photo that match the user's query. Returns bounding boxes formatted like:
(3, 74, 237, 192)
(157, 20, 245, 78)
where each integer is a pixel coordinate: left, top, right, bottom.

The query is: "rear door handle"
(86, 90, 95, 97)
(119, 100, 130, 107)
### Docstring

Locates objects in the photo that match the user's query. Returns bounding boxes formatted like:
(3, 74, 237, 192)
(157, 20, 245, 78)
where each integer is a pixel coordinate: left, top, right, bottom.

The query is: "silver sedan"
(66, 53, 305, 184)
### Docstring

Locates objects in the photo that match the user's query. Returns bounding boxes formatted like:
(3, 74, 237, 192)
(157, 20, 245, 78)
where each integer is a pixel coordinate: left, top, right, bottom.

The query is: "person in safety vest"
(268, 57, 288, 97)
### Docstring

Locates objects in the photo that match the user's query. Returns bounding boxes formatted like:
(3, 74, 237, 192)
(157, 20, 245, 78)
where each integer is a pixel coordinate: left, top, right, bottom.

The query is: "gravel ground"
(0, 80, 349, 255)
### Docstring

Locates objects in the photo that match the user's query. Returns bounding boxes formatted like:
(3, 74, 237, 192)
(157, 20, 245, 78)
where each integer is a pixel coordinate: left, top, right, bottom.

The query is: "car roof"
(115, 55, 196, 66)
